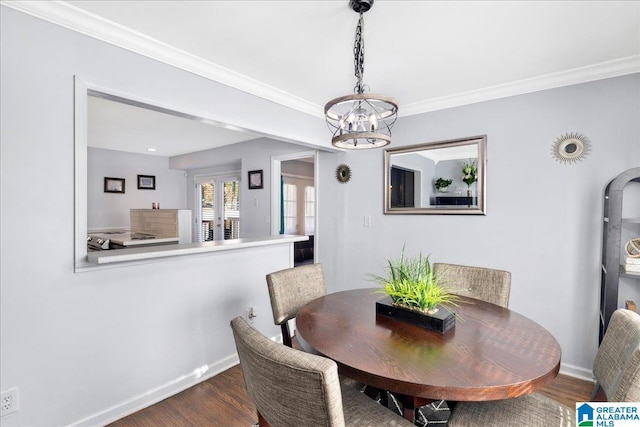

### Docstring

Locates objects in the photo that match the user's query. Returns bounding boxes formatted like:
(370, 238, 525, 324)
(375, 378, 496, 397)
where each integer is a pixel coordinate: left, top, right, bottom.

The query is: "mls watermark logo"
(577, 403, 640, 426)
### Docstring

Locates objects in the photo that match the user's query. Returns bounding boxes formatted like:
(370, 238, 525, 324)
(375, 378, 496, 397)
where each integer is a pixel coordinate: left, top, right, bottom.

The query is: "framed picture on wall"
(137, 175, 156, 190)
(104, 177, 125, 193)
(248, 170, 263, 189)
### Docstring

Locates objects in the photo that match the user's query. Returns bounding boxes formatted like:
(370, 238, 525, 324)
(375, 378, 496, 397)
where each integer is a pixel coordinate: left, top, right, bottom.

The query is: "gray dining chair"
(388, 262, 512, 422)
(447, 308, 640, 426)
(266, 263, 364, 392)
(266, 263, 326, 348)
(432, 262, 511, 308)
(230, 316, 414, 427)
(399, 263, 511, 421)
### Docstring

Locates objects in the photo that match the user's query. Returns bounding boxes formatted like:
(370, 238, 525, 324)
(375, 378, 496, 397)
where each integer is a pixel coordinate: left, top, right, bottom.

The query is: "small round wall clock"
(336, 164, 352, 183)
(551, 132, 591, 164)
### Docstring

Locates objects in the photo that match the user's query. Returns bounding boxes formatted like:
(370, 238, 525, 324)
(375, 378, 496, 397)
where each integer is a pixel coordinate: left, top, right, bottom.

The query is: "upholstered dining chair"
(230, 316, 414, 427)
(266, 263, 365, 393)
(432, 262, 511, 308)
(447, 309, 640, 427)
(266, 263, 326, 348)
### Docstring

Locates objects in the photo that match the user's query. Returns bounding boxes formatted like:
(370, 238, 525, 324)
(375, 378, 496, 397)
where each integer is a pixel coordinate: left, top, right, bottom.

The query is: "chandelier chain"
(353, 13, 365, 93)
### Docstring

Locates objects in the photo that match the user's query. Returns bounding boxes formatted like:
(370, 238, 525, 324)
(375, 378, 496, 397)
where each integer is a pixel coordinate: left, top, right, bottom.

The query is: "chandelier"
(324, 0, 398, 149)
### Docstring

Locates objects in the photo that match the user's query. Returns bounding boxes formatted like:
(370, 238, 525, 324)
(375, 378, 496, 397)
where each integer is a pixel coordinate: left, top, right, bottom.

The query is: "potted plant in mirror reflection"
(370, 248, 459, 333)
(435, 177, 453, 193)
(462, 160, 477, 196)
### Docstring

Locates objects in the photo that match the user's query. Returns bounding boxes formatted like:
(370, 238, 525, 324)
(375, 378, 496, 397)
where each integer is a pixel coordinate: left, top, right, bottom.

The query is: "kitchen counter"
(86, 234, 309, 266)
(88, 232, 179, 248)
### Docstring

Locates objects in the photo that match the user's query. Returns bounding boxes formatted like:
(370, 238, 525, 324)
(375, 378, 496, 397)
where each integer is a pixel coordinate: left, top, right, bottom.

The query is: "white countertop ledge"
(87, 235, 308, 265)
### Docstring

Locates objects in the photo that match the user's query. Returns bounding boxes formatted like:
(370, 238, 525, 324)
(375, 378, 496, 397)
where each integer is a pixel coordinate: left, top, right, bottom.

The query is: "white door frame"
(271, 151, 319, 259)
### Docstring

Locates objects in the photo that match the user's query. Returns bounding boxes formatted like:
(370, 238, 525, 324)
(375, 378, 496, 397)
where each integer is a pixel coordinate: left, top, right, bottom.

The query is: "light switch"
(364, 216, 372, 227)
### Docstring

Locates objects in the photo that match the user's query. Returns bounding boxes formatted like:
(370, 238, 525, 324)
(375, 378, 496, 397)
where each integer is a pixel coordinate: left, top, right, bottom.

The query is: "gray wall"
(327, 74, 640, 378)
(88, 148, 188, 230)
(281, 159, 314, 178)
(0, 8, 323, 427)
(392, 153, 434, 207)
(2, 4, 639, 426)
(173, 137, 315, 238)
(435, 159, 472, 196)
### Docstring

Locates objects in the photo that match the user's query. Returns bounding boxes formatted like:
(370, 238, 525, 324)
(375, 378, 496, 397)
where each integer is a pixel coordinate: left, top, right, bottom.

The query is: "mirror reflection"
(384, 135, 486, 215)
(75, 80, 318, 270)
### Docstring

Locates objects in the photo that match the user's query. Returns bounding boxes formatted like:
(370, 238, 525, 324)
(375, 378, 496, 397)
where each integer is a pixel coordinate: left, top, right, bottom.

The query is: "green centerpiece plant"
(371, 249, 459, 316)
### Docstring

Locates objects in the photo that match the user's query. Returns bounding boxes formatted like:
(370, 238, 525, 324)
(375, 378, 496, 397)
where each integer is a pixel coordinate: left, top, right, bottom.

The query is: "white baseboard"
(559, 362, 594, 383)
(65, 345, 594, 426)
(66, 354, 240, 427)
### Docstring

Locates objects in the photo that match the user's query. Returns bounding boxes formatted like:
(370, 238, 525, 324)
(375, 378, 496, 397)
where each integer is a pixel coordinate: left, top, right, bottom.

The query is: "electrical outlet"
(1, 388, 19, 417)
(246, 306, 256, 323)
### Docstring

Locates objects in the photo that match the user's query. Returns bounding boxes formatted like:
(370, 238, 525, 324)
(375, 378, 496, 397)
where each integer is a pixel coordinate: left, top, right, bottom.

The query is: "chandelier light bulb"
(368, 113, 378, 131)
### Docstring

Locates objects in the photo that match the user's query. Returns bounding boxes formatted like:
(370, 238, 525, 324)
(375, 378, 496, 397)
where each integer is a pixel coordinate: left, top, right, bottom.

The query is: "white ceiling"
(7, 0, 639, 156)
(396, 144, 478, 164)
(87, 95, 260, 156)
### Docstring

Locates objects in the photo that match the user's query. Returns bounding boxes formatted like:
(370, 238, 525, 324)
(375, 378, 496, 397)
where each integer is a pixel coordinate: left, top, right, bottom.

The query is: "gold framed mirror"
(384, 135, 486, 215)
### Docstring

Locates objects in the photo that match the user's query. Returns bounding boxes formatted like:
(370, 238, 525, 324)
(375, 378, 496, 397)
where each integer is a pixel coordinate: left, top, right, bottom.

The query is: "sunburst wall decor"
(336, 164, 352, 183)
(551, 132, 591, 164)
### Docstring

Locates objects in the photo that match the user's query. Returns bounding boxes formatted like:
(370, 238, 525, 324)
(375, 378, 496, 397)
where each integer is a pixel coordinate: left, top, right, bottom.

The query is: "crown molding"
(1, 0, 324, 118)
(3, 1, 638, 119)
(401, 56, 640, 117)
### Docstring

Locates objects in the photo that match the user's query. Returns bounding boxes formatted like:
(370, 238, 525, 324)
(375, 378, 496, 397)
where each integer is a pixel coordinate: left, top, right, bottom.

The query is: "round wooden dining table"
(296, 288, 561, 420)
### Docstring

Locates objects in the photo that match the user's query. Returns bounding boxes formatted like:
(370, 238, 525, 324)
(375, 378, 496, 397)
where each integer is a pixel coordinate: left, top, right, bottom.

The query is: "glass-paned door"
(200, 182, 215, 241)
(223, 180, 240, 240)
(281, 175, 314, 236)
(304, 186, 315, 235)
(282, 183, 297, 234)
(196, 174, 240, 242)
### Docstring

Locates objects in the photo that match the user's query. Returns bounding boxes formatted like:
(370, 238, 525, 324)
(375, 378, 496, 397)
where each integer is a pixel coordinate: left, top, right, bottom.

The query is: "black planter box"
(376, 299, 456, 333)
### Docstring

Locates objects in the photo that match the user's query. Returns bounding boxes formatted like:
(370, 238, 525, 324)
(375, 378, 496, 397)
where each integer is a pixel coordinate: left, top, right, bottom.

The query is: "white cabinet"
(130, 209, 192, 244)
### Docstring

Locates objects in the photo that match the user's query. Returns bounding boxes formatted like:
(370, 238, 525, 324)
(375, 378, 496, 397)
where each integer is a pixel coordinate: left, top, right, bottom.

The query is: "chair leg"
(280, 323, 292, 347)
(257, 411, 272, 427)
(591, 381, 607, 401)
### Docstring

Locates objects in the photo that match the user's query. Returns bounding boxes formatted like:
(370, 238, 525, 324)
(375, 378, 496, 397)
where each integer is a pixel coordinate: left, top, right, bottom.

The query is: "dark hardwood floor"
(108, 365, 594, 427)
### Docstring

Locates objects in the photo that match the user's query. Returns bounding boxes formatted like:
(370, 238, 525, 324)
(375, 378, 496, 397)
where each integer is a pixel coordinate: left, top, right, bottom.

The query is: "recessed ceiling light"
(147, 148, 157, 152)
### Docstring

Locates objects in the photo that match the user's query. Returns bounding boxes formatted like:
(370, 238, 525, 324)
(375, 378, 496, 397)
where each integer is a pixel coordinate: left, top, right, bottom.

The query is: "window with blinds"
(282, 174, 314, 235)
